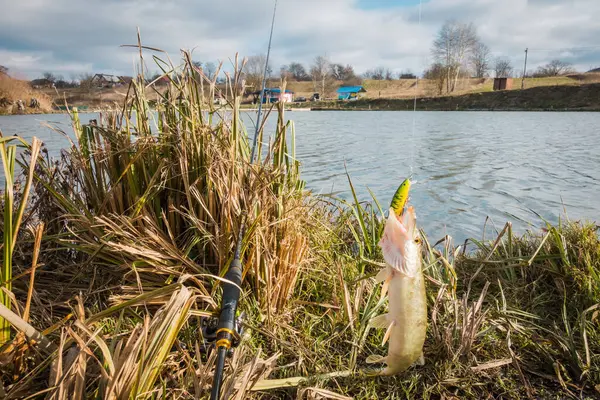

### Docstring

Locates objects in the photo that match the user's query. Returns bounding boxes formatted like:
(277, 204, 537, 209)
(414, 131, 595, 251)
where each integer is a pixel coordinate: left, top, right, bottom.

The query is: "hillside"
(0, 74, 52, 115)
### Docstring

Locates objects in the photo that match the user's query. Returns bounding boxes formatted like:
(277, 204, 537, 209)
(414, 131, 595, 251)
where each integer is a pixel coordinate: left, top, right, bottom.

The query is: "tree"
(310, 55, 333, 95)
(280, 62, 310, 81)
(494, 58, 513, 78)
(243, 54, 272, 90)
(471, 42, 491, 78)
(423, 63, 447, 95)
(385, 68, 394, 80)
(330, 63, 344, 80)
(534, 59, 575, 77)
(288, 62, 309, 81)
(78, 73, 94, 89)
(42, 72, 57, 83)
(280, 65, 293, 80)
(330, 63, 357, 82)
(365, 66, 385, 80)
(204, 62, 217, 79)
(432, 20, 479, 92)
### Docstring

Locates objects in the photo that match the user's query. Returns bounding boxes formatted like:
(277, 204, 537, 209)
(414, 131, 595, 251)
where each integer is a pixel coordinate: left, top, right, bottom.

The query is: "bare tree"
(280, 65, 293, 80)
(42, 72, 57, 83)
(78, 73, 94, 89)
(494, 58, 513, 78)
(288, 62, 309, 81)
(423, 63, 447, 95)
(204, 62, 217, 79)
(365, 66, 385, 80)
(330, 63, 357, 82)
(471, 42, 491, 78)
(310, 55, 333, 96)
(244, 54, 272, 90)
(385, 68, 394, 80)
(432, 20, 479, 92)
(534, 59, 575, 77)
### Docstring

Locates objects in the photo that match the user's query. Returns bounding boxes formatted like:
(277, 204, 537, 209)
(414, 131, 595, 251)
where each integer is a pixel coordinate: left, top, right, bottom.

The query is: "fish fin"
(417, 353, 425, 366)
(369, 313, 389, 329)
(382, 321, 395, 346)
(374, 267, 389, 283)
(366, 354, 388, 364)
(380, 275, 391, 300)
(363, 368, 384, 377)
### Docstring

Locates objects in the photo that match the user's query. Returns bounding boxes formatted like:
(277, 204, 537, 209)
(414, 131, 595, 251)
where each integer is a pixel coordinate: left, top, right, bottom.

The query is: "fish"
(389, 178, 411, 217)
(366, 186, 427, 375)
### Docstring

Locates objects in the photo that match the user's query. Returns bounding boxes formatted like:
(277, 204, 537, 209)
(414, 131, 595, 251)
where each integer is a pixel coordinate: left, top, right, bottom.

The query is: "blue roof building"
(252, 88, 295, 103)
(337, 85, 367, 100)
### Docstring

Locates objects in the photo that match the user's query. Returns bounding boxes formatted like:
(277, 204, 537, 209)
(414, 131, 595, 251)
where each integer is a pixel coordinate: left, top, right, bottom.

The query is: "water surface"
(1, 111, 598, 243)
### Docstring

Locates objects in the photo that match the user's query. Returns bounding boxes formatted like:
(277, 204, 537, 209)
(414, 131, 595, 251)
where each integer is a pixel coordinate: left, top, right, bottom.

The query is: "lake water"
(1, 111, 599, 243)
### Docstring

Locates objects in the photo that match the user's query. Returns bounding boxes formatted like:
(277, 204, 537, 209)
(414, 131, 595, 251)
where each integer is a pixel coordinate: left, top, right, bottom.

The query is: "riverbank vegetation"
(0, 71, 52, 115)
(1, 50, 600, 399)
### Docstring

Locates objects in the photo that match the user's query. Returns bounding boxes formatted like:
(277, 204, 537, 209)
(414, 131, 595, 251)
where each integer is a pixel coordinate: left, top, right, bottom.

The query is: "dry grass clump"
(0, 43, 310, 398)
(0, 74, 52, 114)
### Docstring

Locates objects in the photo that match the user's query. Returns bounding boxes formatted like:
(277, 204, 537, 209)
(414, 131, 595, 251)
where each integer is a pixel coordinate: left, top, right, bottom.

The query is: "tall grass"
(0, 135, 41, 344)
(31, 49, 307, 313)
(0, 42, 310, 398)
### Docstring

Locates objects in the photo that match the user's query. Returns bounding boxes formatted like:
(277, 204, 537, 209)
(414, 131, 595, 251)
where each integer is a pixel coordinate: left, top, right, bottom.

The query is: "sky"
(1, 0, 600, 80)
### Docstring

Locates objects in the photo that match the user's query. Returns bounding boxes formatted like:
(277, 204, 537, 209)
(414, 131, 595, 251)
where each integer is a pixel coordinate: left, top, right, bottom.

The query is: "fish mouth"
(379, 206, 420, 277)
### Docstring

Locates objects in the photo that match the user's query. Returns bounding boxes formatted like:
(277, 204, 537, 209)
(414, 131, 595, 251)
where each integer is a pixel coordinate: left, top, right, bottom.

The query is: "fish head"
(378, 205, 421, 277)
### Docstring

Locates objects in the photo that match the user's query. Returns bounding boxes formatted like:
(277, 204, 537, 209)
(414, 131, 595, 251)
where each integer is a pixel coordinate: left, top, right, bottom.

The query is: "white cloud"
(1, 0, 599, 79)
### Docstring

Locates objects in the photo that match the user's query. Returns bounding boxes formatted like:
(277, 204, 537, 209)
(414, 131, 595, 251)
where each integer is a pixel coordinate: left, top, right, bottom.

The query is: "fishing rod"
(209, 1, 278, 399)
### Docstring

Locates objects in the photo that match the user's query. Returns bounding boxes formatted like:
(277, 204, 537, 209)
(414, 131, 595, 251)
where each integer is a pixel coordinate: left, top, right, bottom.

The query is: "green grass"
(0, 41, 599, 399)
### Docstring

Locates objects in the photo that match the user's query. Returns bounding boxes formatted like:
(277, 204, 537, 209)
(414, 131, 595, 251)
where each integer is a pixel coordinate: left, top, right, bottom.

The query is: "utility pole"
(521, 48, 528, 89)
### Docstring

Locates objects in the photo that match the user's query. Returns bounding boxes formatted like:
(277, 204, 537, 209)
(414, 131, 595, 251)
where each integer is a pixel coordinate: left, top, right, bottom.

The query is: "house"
(252, 88, 294, 104)
(91, 74, 131, 88)
(337, 86, 366, 100)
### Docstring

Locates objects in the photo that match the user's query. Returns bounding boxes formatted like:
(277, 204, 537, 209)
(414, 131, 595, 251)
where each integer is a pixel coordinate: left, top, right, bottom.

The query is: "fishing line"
(409, 0, 422, 180)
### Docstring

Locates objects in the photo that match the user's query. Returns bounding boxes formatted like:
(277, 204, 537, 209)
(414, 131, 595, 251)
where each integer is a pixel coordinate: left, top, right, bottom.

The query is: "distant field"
(5, 73, 598, 113)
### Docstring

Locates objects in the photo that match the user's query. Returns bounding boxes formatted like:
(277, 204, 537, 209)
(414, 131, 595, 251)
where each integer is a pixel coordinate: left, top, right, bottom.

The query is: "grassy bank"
(25, 74, 600, 114)
(293, 82, 600, 112)
(1, 50, 600, 399)
(0, 74, 53, 115)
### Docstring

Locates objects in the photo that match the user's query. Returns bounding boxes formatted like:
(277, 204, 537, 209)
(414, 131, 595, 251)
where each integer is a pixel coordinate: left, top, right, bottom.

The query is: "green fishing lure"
(390, 178, 411, 216)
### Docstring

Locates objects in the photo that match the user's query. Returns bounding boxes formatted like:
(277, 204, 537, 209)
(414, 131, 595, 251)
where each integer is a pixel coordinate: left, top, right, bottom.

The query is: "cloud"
(1, 0, 599, 79)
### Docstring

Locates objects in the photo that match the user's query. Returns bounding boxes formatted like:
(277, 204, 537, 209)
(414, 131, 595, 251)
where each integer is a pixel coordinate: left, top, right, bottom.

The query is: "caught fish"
(367, 182, 427, 375)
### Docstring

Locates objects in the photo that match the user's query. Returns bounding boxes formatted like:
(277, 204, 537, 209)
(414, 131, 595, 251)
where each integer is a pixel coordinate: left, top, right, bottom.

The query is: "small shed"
(252, 88, 294, 104)
(493, 78, 512, 91)
(337, 86, 366, 100)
